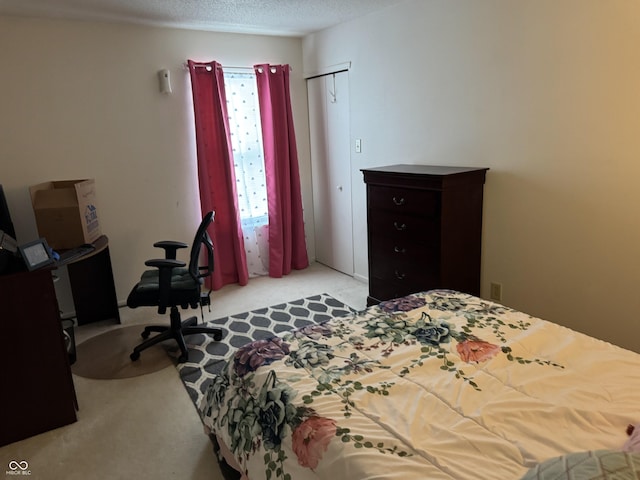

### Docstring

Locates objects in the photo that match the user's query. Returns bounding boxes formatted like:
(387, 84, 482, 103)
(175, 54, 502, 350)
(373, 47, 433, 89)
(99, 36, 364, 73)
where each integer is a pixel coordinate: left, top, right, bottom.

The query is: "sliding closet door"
(307, 71, 353, 275)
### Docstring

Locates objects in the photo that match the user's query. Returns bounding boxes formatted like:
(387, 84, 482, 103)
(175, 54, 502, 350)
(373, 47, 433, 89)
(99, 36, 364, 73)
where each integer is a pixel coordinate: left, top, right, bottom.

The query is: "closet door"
(308, 71, 353, 275)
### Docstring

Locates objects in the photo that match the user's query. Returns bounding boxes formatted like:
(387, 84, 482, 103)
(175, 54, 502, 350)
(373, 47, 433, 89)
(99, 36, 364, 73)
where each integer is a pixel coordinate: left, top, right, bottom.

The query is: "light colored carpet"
(0, 262, 368, 480)
(71, 325, 174, 379)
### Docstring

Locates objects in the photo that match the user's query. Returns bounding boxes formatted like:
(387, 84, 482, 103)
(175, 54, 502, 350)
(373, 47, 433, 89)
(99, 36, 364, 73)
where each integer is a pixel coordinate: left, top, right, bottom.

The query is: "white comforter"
(200, 290, 640, 479)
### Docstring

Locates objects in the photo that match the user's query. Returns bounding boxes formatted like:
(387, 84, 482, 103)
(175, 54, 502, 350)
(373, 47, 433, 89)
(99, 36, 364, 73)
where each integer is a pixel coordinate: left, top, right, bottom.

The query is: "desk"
(0, 268, 78, 446)
(62, 235, 120, 325)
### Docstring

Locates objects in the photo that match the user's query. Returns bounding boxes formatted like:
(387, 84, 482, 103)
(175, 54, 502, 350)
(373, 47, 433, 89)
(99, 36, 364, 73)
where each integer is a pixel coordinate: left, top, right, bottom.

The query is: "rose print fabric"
(200, 290, 640, 479)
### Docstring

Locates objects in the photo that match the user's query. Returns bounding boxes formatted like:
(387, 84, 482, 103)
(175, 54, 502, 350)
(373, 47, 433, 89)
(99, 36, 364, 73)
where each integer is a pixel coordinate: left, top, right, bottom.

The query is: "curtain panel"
(254, 64, 309, 278)
(187, 60, 249, 289)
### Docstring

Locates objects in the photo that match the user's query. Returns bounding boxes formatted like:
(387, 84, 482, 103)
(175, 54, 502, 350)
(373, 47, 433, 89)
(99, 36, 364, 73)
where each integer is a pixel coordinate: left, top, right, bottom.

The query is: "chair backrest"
(189, 211, 214, 282)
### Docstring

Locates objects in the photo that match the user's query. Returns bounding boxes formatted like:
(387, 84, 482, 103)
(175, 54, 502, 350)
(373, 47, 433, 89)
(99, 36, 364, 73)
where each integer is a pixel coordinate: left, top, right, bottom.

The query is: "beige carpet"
(71, 325, 174, 379)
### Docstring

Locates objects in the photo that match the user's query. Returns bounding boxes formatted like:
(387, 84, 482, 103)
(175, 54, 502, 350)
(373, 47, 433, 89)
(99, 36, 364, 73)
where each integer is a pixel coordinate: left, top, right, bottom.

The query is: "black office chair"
(127, 211, 222, 363)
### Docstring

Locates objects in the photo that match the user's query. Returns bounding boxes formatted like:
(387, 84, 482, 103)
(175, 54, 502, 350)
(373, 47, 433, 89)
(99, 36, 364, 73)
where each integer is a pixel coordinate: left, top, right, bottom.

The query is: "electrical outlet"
(490, 282, 503, 302)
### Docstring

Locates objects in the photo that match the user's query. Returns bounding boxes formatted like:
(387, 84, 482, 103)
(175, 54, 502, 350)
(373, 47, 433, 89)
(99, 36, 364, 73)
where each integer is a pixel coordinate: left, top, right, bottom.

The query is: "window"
(224, 71, 269, 276)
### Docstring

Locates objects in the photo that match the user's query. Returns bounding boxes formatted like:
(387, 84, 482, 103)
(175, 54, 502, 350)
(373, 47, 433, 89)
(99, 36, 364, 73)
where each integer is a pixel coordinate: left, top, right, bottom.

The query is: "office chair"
(127, 211, 222, 363)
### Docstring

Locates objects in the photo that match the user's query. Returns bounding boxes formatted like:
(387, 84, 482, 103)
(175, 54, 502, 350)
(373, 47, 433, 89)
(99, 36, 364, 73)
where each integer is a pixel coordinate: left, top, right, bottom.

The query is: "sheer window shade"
(224, 72, 269, 277)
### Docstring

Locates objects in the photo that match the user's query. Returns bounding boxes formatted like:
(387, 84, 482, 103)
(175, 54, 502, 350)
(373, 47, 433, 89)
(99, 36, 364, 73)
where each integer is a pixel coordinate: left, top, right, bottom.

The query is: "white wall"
(0, 16, 313, 308)
(303, 0, 640, 352)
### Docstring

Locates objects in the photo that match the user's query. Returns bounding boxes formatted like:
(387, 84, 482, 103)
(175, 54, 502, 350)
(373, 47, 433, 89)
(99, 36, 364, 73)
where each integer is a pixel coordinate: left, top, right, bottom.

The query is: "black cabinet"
(62, 235, 120, 326)
(362, 164, 488, 306)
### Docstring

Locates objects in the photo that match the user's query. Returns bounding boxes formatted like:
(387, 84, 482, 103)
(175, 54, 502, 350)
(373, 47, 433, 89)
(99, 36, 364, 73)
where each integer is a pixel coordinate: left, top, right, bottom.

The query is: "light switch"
(355, 138, 362, 153)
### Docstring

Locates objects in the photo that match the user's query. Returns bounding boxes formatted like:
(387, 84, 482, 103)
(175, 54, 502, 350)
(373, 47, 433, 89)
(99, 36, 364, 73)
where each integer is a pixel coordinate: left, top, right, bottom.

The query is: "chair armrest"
(144, 258, 186, 308)
(153, 241, 188, 260)
(145, 258, 186, 269)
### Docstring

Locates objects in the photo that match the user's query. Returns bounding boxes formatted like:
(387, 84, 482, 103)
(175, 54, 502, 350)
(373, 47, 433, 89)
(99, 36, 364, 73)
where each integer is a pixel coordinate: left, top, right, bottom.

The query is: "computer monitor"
(0, 184, 16, 240)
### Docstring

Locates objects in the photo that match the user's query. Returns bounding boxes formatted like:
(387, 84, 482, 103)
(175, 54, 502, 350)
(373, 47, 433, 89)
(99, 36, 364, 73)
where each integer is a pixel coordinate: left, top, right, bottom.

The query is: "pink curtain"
(188, 60, 249, 289)
(254, 64, 309, 278)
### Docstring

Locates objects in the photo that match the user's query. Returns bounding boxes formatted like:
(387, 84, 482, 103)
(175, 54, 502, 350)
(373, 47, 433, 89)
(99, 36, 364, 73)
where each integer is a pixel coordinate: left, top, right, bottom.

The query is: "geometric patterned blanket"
(174, 293, 354, 410)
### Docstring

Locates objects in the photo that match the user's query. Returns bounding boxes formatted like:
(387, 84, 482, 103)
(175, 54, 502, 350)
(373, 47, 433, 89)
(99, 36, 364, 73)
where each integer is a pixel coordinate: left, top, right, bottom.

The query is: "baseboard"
(353, 273, 368, 284)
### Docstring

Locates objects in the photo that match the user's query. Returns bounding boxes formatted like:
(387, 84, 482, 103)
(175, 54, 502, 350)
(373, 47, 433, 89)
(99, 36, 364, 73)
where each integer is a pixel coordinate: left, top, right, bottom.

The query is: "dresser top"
(361, 164, 489, 176)
(362, 164, 488, 189)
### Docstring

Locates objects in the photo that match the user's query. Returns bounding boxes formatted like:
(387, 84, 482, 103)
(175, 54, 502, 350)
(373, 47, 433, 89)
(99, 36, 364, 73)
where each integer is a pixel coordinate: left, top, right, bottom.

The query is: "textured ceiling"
(0, 0, 407, 36)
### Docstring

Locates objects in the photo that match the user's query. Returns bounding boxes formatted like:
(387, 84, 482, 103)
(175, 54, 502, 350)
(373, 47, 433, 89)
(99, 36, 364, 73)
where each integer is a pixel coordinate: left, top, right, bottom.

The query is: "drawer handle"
(393, 246, 406, 254)
(392, 196, 406, 206)
(394, 270, 406, 280)
(393, 222, 407, 231)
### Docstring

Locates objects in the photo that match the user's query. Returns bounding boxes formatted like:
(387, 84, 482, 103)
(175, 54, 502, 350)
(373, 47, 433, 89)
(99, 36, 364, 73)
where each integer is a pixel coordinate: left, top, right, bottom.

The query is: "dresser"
(0, 267, 78, 446)
(362, 164, 489, 306)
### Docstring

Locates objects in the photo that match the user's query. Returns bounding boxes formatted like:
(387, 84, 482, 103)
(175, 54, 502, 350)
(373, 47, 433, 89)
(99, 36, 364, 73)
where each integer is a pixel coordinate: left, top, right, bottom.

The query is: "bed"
(200, 290, 640, 479)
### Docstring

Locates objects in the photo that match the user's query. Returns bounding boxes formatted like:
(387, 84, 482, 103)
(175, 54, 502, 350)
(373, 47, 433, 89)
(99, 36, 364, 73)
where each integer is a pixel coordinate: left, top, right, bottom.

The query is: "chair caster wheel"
(141, 330, 151, 339)
(214, 332, 222, 341)
(130, 351, 140, 361)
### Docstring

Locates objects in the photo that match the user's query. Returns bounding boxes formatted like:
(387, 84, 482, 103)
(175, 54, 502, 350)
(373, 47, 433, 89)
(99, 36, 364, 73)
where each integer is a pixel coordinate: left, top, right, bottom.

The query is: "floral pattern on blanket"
(200, 290, 564, 479)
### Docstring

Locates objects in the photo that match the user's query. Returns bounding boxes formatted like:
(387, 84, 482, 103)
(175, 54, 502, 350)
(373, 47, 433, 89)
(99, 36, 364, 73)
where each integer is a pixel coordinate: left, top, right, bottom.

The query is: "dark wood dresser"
(0, 267, 78, 446)
(362, 164, 489, 306)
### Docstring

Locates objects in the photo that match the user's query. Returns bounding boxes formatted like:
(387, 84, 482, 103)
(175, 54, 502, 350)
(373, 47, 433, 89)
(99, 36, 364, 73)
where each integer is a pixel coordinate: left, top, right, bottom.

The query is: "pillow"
(521, 450, 640, 480)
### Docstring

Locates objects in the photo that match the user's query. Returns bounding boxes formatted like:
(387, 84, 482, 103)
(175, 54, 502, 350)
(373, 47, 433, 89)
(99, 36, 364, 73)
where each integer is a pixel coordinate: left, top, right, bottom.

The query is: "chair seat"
(127, 268, 201, 309)
(139, 267, 194, 289)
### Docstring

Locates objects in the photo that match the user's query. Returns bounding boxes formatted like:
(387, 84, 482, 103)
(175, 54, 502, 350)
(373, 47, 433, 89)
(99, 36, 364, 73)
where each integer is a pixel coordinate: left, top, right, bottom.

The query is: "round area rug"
(71, 325, 174, 379)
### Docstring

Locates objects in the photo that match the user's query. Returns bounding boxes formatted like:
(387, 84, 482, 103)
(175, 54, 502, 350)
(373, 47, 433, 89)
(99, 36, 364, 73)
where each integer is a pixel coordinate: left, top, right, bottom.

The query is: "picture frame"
(19, 238, 55, 271)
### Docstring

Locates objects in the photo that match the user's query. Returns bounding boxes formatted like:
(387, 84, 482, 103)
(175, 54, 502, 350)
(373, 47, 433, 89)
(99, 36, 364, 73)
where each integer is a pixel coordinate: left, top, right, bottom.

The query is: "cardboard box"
(29, 179, 101, 250)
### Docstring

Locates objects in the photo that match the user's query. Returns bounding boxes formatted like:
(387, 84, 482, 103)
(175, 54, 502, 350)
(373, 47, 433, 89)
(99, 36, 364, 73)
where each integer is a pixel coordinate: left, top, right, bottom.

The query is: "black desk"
(61, 235, 120, 325)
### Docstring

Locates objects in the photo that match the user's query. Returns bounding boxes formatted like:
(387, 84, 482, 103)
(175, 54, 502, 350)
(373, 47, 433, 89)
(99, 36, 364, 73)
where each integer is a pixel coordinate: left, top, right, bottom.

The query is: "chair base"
(130, 305, 222, 363)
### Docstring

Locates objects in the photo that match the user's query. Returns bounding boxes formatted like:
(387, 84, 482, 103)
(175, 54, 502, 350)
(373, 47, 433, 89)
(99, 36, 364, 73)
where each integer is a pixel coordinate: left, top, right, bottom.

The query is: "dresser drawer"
(368, 211, 440, 246)
(368, 185, 439, 216)
(369, 270, 439, 302)
(370, 248, 439, 279)
(369, 234, 439, 263)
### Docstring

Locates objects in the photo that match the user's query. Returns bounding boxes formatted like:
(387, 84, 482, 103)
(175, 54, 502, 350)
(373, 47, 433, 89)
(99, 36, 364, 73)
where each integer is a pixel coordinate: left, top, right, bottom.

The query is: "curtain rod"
(184, 62, 292, 72)
(184, 62, 252, 70)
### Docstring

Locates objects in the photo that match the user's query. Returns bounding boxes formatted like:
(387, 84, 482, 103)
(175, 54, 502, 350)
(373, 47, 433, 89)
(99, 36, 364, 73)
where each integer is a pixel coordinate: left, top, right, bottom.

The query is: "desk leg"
(67, 246, 120, 325)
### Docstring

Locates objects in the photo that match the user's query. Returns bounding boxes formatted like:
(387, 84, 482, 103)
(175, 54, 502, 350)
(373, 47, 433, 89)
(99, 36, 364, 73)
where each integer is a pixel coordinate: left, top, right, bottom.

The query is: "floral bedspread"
(200, 290, 640, 479)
